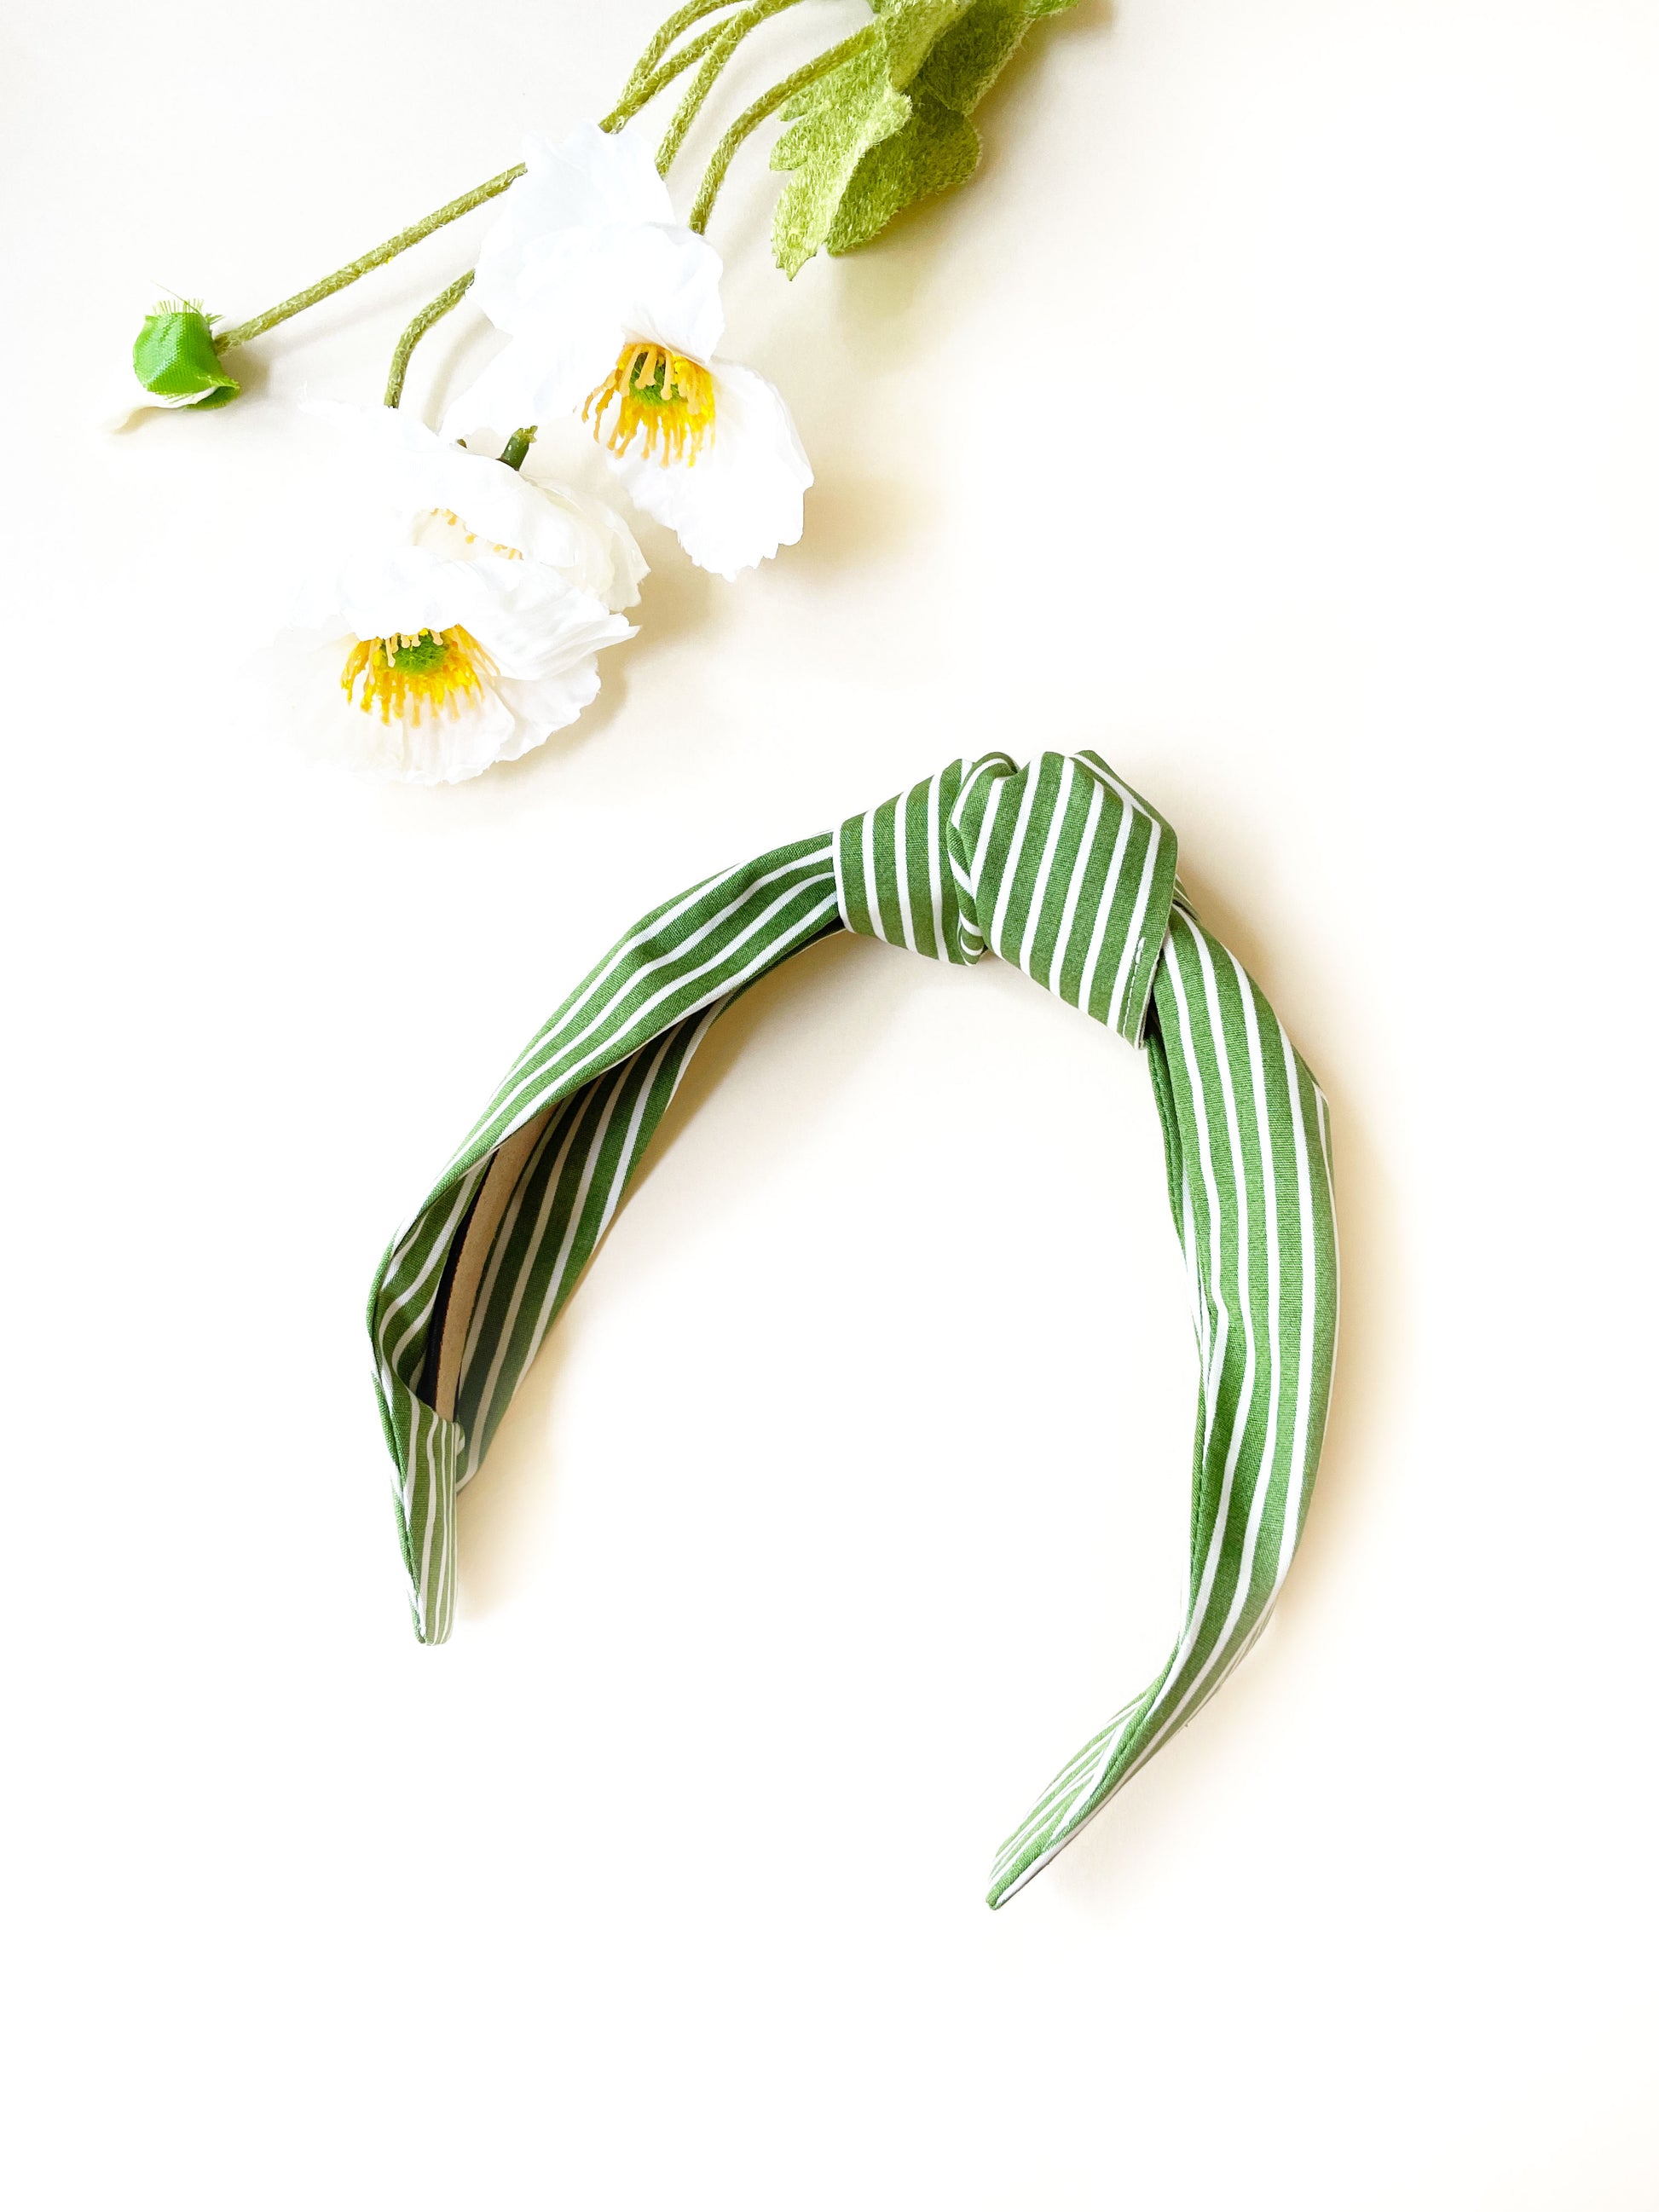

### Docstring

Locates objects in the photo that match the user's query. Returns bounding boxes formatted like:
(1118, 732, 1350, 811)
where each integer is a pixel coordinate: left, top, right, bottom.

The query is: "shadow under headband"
(367, 751, 1339, 1906)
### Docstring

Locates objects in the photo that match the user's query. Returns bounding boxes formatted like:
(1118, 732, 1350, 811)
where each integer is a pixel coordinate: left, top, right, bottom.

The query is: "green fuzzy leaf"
(919, 0, 1035, 113)
(131, 304, 240, 410)
(824, 89, 982, 257)
(772, 0, 1077, 274)
(769, 0, 974, 279)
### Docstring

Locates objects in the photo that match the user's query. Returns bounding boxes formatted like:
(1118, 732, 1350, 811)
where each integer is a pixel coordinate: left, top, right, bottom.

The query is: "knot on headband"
(835, 748, 1177, 1044)
(369, 751, 1338, 1906)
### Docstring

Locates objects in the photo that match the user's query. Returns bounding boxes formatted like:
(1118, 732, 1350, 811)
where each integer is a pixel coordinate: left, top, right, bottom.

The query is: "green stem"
(499, 425, 538, 471)
(216, 166, 524, 354)
(621, 0, 749, 101)
(689, 21, 876, 233)
(382, 272, 474, 407)
(602, 16, 737, 129)
(656, 0, 806, 176)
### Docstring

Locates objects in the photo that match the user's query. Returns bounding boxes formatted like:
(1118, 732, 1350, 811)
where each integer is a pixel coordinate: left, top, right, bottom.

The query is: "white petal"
(460, 552, 637, 680)
(599, 226, 725, 363)
(490, 661, 606, 759)
(471, 122, 680, 330)
(440, 293, 621, 444)
(517, 476, 649, 609)
(454, 222, 725, 441)
(500, 123, 669, 251)
(291, 541, 495, 638)
(101, 378, 223, 433)
(604, 361, 812, 580)
(360, 686, 522, 786)
(309, 399, 646, 604)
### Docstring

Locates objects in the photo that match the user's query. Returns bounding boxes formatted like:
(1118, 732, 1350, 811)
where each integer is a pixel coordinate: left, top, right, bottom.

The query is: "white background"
(4, 2, 1657, 2204)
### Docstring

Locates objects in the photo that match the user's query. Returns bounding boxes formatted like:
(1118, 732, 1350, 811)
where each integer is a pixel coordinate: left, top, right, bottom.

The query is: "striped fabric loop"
(834, 750, 1178, 1042)
(368, 753, 1338, 1909)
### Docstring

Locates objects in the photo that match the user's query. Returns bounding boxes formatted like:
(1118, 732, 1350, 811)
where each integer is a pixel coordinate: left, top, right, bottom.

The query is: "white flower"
(266, 405, 640, 784)
(314, 401, 647, 613)
(446, 124, 812, 582)
(273, 543, 633, 785)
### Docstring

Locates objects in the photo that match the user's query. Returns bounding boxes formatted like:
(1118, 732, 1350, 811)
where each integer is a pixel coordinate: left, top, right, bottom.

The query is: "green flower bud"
(131, 300, 240, 411)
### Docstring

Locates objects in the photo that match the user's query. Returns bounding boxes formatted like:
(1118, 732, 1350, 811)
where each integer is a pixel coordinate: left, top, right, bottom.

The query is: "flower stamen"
(424, 508, 523, 558)
(583, 341, 715, 466)
(340, 627, 494, 726)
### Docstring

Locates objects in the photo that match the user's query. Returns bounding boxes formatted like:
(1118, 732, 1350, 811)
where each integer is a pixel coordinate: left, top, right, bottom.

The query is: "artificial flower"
(446, 124, 812, 582)
(271, 543, 633, 785)
(314, 402, 647, 612)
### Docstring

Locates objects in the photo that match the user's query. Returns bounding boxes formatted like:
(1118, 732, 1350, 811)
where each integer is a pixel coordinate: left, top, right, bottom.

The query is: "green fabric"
(368, 752, 1338, 1905)
(130, 304, 239, 410)
(770, 0, 1077, 273)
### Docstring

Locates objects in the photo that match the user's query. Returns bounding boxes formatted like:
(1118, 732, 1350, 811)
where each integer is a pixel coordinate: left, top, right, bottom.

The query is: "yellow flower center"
(583, 341, 715, 466)
(339, 627, 494, 726)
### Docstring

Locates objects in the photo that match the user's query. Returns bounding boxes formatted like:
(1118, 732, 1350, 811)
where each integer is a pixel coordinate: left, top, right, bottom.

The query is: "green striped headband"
(369, 750, 1338, 1905)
